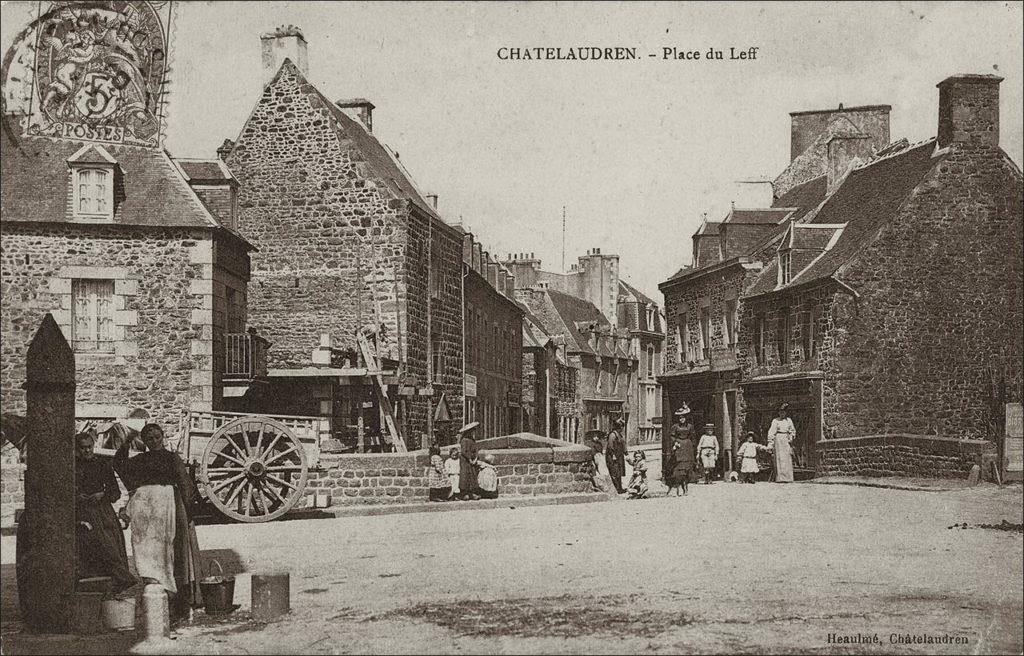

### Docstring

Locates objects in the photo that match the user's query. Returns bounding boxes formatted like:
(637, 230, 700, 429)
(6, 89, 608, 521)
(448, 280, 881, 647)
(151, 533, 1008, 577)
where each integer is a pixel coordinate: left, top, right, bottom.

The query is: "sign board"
(1005, 402, 1023, 474)
(464, 374, 477, 397)
(2, 1, 173, 149)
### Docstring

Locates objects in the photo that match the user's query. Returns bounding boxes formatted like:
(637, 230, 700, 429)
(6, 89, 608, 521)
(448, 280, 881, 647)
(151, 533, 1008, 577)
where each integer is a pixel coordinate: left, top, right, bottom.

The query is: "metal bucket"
(101, 596, 137, 632)
(199, 559, 236, 614)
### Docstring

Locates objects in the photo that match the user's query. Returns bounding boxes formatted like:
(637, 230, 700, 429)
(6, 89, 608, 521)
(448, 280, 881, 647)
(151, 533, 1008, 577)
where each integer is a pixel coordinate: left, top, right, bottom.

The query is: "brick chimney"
(336, 98, 375, 132)
(261, 25, 308, 84)
(826, 133, 873, 194)
(937, 74, 1002, 149)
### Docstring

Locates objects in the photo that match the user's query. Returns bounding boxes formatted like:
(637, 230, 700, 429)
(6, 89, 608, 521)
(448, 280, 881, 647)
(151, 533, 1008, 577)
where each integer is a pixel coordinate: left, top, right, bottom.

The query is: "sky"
(2, 1, 1021, 300)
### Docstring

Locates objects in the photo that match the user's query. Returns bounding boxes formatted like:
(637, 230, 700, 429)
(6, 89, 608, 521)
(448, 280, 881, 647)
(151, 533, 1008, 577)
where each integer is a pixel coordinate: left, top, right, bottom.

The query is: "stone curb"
(805, 477, 971, 492)
(288, 491, 611, 520)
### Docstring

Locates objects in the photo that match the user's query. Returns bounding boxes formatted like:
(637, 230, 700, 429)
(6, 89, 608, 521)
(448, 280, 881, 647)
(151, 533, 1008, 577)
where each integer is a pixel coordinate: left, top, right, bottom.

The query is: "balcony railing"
(224, 331, 269, 380)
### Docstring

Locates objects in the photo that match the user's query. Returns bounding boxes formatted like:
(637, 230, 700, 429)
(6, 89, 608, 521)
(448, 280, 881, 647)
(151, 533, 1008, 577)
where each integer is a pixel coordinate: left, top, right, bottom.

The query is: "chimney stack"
(336, 98, 375, 132)
(216, 139, 235, 161)
(826, 134, 873, 194)
(261, 25, 308, 85)
(937, 74, 1002, 149)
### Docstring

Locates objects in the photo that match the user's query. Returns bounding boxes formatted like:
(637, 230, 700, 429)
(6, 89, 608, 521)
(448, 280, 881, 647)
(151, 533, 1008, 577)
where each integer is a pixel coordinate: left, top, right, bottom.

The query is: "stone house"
(503, 249, 663, 442)
(218, 27, 464, 448)
(460, 230, 524, 440)
(658, 106, 885, 472)
(516, 286, 636, 443)
(520, 304, 577, 439)
(0, 122, 255, 431)
(736, 74, 1022, 477)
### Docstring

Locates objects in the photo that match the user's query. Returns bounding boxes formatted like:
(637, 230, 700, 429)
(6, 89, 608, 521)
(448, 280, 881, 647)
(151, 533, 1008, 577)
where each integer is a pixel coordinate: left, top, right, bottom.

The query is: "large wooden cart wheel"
(200, 417, 308, 523)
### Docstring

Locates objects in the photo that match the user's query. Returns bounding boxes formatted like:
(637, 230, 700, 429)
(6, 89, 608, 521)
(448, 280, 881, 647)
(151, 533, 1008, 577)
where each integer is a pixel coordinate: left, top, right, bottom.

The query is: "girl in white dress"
(735, 432, 767, 484)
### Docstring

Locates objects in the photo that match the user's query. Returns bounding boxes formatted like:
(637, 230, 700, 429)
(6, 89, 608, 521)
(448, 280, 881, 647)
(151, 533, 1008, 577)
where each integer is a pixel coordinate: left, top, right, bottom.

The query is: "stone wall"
(225, 63, 464, 447)
(1, 464, 25, 526)
(662, 264, 762, 375)
(0, 224, 223, 426)
(827, 145, 1023, 439)
(464, 269, 523, 438)
(817, 435, 993, 478)
(303, 444, 592, 505)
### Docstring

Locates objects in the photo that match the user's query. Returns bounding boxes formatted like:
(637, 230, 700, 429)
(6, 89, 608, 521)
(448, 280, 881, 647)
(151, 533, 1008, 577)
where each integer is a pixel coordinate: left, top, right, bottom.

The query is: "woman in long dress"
(113, 423, 202, 623)
(768, 403, 797, 483)
(588, 433, 616, 494)
(75, 430, 136, 594)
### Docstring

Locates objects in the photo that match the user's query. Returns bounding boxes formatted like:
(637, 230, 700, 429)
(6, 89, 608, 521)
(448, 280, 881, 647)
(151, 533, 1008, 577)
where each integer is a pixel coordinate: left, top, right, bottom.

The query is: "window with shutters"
(72, 279, 115, 352)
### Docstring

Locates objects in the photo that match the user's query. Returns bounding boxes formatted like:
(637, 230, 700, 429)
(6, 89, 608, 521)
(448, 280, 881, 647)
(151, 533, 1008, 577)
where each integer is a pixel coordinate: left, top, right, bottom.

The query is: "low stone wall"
(0, 442, 597, 523)
(817, 434, 995, 479)
(304, 442, 595, 506)
(1, 464, 25, 526)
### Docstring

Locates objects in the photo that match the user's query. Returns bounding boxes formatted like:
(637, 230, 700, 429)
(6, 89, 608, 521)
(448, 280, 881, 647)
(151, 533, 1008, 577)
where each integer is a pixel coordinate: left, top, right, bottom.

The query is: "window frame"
(778, 309, 792, 365)
(754, 313, 766, 366)
(698, 306, 711, 359)
(71, 279, 116, 353)
(72, 166, 115, 222)
(778, 251, 793, 286)
(724, 299, 738, 347)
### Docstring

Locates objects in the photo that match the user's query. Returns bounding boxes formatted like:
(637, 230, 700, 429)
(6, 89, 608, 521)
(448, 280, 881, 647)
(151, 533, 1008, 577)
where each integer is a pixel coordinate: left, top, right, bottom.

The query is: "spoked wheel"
(199, 417, 308, 523)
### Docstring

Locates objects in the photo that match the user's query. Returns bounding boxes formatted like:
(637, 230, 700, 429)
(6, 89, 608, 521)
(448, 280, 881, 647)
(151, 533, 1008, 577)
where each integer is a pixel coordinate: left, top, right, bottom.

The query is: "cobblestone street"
(5, 482, 1020, 654)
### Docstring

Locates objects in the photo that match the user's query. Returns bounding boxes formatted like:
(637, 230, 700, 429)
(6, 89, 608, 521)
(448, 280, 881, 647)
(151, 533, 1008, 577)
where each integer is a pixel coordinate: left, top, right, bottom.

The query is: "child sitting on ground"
(476, 453, 499, 499)
(625, 450, 649, 499)
(444, 446, 461, 499)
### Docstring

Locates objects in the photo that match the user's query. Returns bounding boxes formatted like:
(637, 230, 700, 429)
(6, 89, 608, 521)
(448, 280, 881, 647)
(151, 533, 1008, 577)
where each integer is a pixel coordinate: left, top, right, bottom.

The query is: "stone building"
(503, 249, 663, 442)
(737, 74, 1022, 477)
(459, 229, 524, 440)
(658, 103, 887, 473)
(219, 27, 464, 448)
(0, 121, 255, 430)
(516, 286, 636, 443)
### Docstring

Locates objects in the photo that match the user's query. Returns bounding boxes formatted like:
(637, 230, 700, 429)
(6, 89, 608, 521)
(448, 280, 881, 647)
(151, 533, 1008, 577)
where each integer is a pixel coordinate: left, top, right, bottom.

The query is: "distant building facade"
(504, 249, 663, 442)
(460, 230, 524, 440)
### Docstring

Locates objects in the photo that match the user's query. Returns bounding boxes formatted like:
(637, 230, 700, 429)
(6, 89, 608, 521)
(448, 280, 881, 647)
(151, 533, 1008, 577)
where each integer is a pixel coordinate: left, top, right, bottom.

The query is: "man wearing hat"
(696, 423, 720, 485)
(457, 421, 480, 500)
(767, 403, 796, 483)
(606, 417, 627, 494)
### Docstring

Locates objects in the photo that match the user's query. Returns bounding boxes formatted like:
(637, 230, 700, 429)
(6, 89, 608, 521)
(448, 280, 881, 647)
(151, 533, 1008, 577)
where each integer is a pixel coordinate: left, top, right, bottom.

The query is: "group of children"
(427, 444, 499, 501)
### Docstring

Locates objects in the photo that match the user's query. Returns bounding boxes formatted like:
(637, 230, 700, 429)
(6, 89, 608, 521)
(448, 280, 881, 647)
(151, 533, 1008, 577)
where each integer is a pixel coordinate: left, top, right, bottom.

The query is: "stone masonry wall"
(0, 224, 217, 427)
(829, 145, 1023, 439)
(1, 464, 25, 526)
(225, 65, 408, 370)
(817, 435, 992, 478)
(225, 64, 464, 447)
(302, 447, 592, 505)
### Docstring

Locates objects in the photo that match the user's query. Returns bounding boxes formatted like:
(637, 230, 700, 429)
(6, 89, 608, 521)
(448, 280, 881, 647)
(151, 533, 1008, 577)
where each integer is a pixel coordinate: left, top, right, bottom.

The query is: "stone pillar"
(17, 313, 76, 632)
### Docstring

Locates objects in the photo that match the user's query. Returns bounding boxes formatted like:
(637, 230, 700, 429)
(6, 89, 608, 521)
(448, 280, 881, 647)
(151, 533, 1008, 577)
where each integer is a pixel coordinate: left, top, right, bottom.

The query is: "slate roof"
(746, 139, 945, 296)
(176, 158, 234, 183)
(617, 279, 662, 333)
(719, 223, 780, 260)
(787, 225, 843, 250)
(540, 289, 632, 359)
(773, 175, 826, 221)
(724, 208, 793, 225)
(1, 123, 221, 229)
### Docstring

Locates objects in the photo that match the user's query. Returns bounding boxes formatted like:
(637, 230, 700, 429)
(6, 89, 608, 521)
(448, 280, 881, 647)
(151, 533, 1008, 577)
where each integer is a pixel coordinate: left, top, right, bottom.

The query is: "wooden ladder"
(356, 331, 406, 452)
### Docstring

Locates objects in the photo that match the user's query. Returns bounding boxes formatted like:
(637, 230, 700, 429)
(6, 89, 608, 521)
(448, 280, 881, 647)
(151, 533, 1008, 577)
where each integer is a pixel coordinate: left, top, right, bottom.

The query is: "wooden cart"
(175, 410, 329, 523)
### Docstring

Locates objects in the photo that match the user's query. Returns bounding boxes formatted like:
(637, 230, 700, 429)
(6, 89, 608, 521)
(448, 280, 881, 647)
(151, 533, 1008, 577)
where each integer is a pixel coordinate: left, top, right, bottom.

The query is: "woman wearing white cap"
(768, 403, 796, 483)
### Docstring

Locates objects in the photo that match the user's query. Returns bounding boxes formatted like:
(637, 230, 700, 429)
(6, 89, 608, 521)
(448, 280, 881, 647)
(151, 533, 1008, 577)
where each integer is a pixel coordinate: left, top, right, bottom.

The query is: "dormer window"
(778, 251, 793, 286)
(68, 145, 117, 222)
